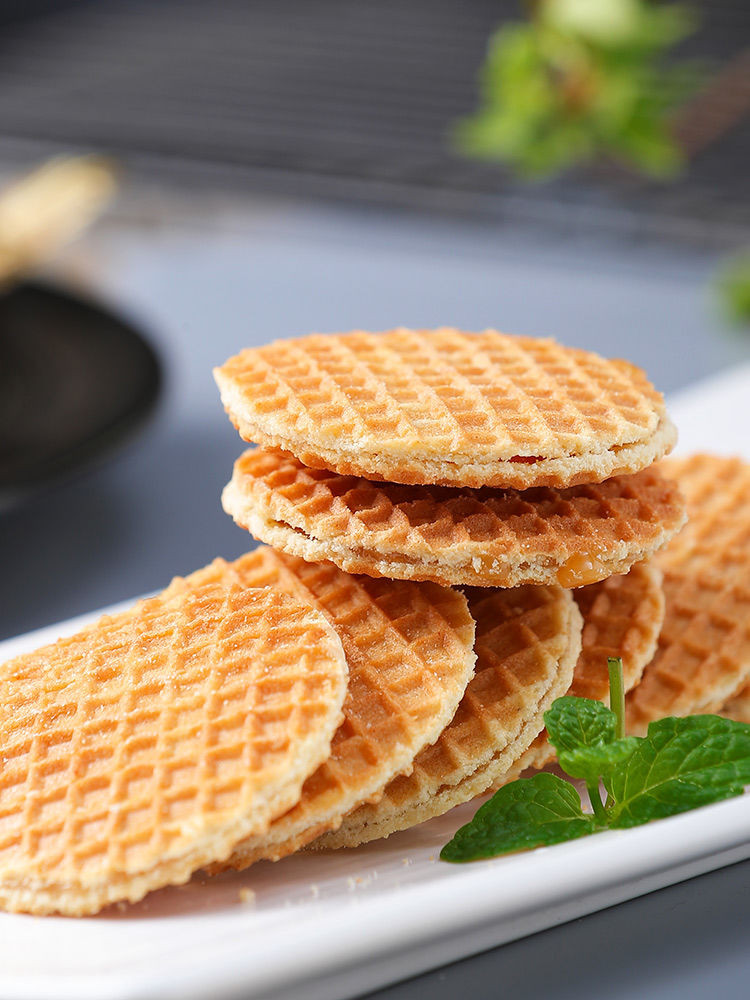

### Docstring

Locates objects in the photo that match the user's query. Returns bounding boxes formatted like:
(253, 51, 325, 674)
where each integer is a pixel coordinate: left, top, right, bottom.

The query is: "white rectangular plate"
(1, 363, 750, 1000)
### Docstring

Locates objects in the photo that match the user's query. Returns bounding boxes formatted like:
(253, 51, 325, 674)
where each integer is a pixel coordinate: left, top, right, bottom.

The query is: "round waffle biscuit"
(223, 448, 686, 589)
(165, 548, 476, 871)
(314, 584, 581, 849)
(0, 582, 348, 915)
(627, 454, 750, 734)
(572, 560, 665, 702)
(492, 560, 665, 783)
(215, 328, 676, 489)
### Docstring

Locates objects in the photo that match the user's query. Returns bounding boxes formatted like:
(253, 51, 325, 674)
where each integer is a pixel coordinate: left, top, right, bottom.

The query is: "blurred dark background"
(0, 0, 746, 246)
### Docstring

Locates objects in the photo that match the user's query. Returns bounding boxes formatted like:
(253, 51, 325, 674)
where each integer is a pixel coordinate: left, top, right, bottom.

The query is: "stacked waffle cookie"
(213, 328, 687, 853)
(12, 327, 750, 916)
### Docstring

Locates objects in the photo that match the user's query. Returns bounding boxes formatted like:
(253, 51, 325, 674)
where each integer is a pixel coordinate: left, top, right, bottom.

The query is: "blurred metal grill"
(0, 0, 747, 245)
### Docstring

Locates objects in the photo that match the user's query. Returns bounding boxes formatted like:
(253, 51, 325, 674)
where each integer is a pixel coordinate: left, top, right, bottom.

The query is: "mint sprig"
(441, 658, 750, 863)
(606, 716, 750, 828)
(453, 0, 699, 180)
(441, 773, 596, 862)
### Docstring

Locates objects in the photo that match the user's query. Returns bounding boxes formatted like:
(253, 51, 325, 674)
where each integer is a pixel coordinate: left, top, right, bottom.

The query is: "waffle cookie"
(314, 584, 581, 850)
(0, 583, 348, 916)
(163, 548, 476, 871)
(572, 560, 665, 702)
(722, 688, 750, 724)
(627, 454, 750, 734)
(493, 560, 666, 782)
(224, 449, 686, 589)
(215, 328, 676, 490)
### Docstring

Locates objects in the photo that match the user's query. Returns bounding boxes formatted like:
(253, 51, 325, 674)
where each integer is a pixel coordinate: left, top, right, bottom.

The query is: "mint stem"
(586, 779, 607, 824)
(608, 657, 626, 740)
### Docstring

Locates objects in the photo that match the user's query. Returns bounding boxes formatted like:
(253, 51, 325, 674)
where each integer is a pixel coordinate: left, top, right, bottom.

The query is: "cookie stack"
(212, 328, 687, 853)
(17, 327, 750, 917)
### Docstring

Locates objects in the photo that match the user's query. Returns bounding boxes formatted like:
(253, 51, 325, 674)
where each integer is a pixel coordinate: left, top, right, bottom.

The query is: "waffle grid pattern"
(572, 561, 665, 702)
(491, 560, 666, 785)
(0, 584, 347, 914)
(166, 548, 476, 869)
(627, 455, 750, 733)
(315, 583, 581, 849)
(660, 455, 750, 580)
(225, 448, 686, 587)
(215, 329, 673, 488)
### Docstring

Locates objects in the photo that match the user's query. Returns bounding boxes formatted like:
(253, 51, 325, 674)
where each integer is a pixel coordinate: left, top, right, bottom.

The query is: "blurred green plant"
(716, 252, 750, 326)
(456, 0, 699, 179)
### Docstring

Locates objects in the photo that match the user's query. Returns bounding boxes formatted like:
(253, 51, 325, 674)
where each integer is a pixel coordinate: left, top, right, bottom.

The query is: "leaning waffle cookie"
(164, 548, 476, 870)
(0, 583, 348, 916)
(492, 560, 666, 783)
(627, 454, 750, 734)
(224, 448, 686, 588)
(215, 328, 676, 489)
(314, 584, 581, 849)
(572, 560, 665, 701)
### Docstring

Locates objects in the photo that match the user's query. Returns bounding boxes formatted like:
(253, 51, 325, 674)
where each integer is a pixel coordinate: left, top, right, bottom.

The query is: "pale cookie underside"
(226, 408, 676, 491)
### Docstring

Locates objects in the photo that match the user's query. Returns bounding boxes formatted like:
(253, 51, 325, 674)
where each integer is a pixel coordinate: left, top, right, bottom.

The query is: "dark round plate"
(0, 280, 161, 511)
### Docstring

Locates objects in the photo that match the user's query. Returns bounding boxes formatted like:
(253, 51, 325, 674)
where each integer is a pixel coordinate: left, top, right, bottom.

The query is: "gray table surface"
(2, 190, 749, 998)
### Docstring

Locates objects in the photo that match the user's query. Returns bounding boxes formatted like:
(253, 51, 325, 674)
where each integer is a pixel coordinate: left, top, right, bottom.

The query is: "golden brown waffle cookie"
(0, 582, 348, 916)
(627, 454, 750, 734)
(492, 560, 666, 783)
(215, 328, 676, 489)
(165, 548, 475, 871)
(224, 449, 686, 588)
(313, 584, 581, 849)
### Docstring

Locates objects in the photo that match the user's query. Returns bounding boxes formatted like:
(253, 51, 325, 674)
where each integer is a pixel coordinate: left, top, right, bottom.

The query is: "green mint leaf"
(440, 773, 598, 862)
(544, 696, 618, 755)
(605, 716, 750, 828)
(453, 3, 699, 181)
(558, 737, 641, 784)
